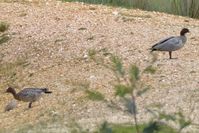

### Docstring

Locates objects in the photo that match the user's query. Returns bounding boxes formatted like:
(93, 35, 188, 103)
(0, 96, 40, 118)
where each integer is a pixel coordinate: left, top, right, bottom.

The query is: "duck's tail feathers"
(41, 88, 52, 93)
(148, 47, 155, 53)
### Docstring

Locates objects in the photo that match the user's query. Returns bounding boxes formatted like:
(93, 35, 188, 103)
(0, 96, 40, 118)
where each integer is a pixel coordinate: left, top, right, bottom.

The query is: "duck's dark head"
(6, 87, 16, 94)
(180, 28, 190, 36)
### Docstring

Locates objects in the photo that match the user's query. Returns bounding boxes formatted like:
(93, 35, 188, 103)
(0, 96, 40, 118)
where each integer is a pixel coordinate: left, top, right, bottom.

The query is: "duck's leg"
(28, 102, 32, 108)
(169, 51, 172, 59)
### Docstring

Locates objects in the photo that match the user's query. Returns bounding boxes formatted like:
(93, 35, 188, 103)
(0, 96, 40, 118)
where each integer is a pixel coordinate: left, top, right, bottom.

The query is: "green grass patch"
(111, 124, 145, 133)
(97, 122, 177, 133)
(0, 34, 10, 45)
(0, 21, 9, 32)
(85, 90, 104, 101)
(115, 84, 131, 97)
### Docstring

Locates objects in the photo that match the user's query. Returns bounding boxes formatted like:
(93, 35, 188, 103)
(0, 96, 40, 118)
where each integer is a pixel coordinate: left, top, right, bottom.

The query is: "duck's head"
(180, 28, 190, 36)
(6, 87, 15, 93)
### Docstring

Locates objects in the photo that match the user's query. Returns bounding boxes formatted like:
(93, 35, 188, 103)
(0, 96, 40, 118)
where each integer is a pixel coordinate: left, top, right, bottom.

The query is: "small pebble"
(5, 100, 17, 112)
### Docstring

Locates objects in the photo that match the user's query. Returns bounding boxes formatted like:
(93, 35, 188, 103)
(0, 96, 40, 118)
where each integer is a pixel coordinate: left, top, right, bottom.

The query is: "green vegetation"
(88, 48, 195, 133)
(63, 0, 199, 19)
(0, 34, 10, 45)
(97, 122, 177, 133)
(171, 0, 199, 18)
(0, 21, 9, 32)
(145, 107, 192, 133)
(0, 21, 10, 45)
(85, 90, 105, 101)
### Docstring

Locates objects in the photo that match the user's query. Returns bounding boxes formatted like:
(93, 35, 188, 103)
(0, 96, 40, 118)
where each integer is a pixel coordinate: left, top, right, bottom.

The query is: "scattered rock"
(5, 100, 17, 112)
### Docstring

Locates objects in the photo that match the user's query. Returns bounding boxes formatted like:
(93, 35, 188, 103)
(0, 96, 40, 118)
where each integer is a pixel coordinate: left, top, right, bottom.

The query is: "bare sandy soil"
(0, 0, 199, 132)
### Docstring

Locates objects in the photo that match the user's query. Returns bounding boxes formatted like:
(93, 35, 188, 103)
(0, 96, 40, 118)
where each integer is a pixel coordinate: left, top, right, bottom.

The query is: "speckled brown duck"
(6, 87, 52, 108)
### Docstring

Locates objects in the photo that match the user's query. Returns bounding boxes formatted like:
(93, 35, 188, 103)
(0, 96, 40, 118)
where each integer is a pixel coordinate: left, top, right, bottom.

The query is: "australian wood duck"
(6, 87, 52, 108)
(151, 28, 190, 59)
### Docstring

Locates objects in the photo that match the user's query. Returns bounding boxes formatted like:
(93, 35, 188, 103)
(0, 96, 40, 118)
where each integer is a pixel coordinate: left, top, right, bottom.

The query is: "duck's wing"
(152, 36, 175, 48)
(151, 36, 182, 51)
(17, 88, 44, 102)
(20, 88, 51, 94)
(21, 88, 44, 93)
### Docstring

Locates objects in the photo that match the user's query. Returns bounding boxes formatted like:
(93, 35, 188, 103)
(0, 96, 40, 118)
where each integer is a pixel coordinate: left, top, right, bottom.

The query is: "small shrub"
(88, 49, 197, 133)
(0, 22, 9, 32)
(88, 49, 157, 133)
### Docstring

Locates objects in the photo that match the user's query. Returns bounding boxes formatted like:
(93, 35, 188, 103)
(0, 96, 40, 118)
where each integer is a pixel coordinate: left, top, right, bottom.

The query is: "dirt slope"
(0, 0, 199, 132)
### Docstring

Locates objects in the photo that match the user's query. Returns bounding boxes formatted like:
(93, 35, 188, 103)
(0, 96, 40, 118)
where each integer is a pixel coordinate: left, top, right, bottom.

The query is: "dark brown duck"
(6, 87, 52, 108)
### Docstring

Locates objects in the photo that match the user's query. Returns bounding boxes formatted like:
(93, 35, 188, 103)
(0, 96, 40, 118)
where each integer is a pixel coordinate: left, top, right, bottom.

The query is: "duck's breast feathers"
(152, 36, 185, 51)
